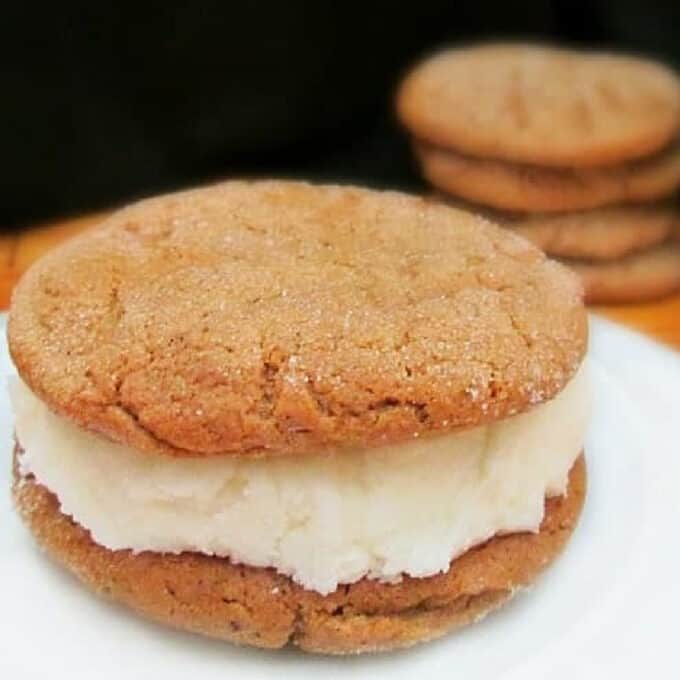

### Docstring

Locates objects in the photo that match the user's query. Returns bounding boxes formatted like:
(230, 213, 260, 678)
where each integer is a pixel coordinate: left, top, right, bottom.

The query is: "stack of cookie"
(397, 44, 680, 303)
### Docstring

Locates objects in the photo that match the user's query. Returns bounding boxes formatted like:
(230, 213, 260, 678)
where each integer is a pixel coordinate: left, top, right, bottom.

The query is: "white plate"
(1, 313, 679, 679)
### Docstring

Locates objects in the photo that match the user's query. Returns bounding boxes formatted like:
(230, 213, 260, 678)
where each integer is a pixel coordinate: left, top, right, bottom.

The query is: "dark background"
(2, 1, 679, 228)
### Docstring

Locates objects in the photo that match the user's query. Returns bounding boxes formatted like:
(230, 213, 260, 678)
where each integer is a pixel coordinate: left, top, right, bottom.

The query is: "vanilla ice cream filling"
(11, 364, 589, 595)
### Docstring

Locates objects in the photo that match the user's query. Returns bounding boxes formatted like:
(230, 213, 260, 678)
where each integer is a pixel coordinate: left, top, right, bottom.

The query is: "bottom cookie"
(561, 244, 680, 304)
(13, 448, 586, 655)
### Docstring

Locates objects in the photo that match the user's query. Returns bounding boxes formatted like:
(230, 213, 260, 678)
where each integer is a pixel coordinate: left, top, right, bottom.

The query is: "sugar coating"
(12, 364, 589, 595)
(8, 181, 586, 458)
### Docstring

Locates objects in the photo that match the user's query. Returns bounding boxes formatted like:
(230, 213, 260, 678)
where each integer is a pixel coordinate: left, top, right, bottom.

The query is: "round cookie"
(430, 194, 678, 260)
(398, 44, 680, 167)
(509, 204, 678, 260)
(12, 448, 586, 654)
(8, 181, 586, 459)
(562, 243, 680, 303)
(414, 141, 680, 213)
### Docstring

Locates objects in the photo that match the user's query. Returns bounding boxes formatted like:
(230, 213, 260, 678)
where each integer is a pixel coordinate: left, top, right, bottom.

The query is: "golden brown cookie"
(509, 204, 678, 260)
(398, 44, 680, 167)
(8, 181, 586, 459)
(12, 448, 586, 654)
(430, 194, 678, 261)
(414, 141, 680, 213)
(561, 243, 680, 303)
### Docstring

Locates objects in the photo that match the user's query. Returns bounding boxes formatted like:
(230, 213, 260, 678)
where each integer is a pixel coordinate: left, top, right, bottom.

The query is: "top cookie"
(398, 43, 680, 168)
(9, 181, 586, 458)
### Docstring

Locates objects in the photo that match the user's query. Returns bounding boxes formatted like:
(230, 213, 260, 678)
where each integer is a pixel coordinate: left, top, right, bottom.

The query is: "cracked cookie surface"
(12, 449, 586, 654)
(8, 180, 586, 458)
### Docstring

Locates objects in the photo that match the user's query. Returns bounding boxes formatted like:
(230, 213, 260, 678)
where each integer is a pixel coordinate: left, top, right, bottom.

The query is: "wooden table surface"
(1, 212, 679, 349)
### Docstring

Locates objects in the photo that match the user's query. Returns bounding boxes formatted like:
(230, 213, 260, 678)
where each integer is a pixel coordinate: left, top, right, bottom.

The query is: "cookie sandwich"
(398, 43, 680, 303)
(9, 181, 589, 654)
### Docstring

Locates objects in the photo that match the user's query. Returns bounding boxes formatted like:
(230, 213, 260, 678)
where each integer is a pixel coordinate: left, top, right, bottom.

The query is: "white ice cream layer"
(11, 365, 588, 595)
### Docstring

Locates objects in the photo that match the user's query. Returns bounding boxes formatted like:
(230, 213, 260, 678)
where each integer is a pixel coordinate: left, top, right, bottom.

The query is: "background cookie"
(414, 141, 680, 212)
(562, 243, 680, 303)
(509, 204, 678, 260)
(9, 181, 586, 459)
(399, 44, 680, 167)
(12, 449, 586, 654)
(430, 195, 678, 261)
